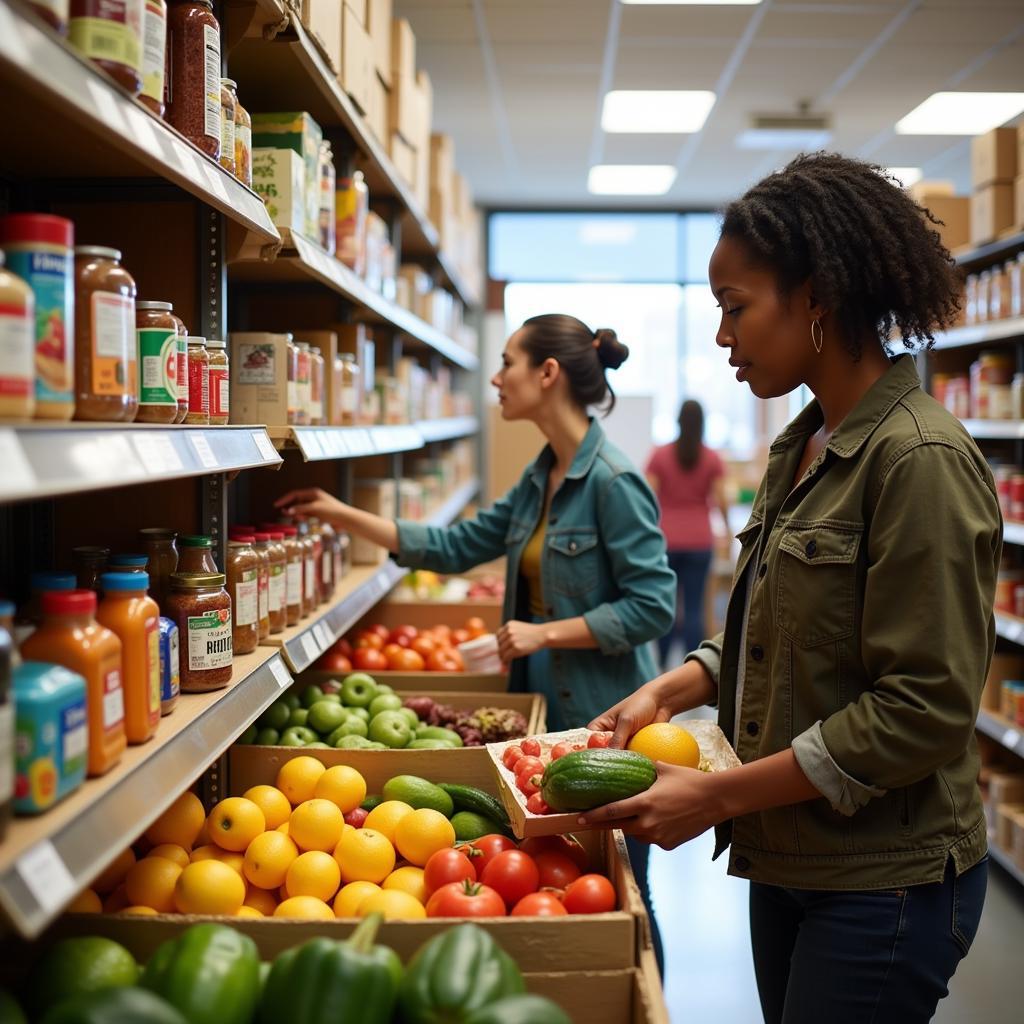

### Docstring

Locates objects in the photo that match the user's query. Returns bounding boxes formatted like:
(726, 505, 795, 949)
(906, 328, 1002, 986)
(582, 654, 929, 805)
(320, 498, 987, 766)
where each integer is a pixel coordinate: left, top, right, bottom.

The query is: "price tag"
(349, 430, 372, 456)
(0, 429, 36, 496)
(302, 432, 324, 458)
(190, 434, 218, 469)
(85, 79, 127, 135)
(16, 841, 75, 916)
(333, 432, 351, 456)
(252, 431, 278, 462)
(133, 433, 184, 474)
(377, 572, 391, 596)
(301, 633, 319, 663)
(1004, 729, 1021, 752)
(269, 658, 291, 689)
(313, 623, 329, 649)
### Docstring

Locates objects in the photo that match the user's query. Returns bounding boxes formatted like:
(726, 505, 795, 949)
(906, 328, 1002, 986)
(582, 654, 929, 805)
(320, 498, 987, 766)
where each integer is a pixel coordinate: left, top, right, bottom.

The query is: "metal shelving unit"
(989, 841, 1024, 887)
(976, 709, 1024, 759)
(932, 316, 1024, 352)
(960, 420, 1024, 440)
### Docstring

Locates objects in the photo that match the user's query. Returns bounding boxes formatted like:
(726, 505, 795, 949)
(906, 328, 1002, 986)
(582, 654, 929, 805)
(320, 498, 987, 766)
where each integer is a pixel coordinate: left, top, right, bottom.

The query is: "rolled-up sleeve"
(583, 472, 676, 655)
(818, 442, 1000, 795)
(685, 633, 723, 699)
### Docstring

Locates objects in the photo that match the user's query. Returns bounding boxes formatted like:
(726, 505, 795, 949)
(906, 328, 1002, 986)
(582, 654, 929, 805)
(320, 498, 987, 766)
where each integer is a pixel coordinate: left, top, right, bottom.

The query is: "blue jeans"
(749, 856, 988, 1024)
(658, 549, 713, 666)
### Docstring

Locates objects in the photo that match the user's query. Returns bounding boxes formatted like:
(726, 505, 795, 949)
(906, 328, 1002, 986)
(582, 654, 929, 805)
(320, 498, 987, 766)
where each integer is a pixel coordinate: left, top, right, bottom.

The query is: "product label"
(312, 397, 323, 423)
(0, 307, 34, 399)
(159, 624, 180, 705)
(287, 380, 298, 416)
(0, 704, 13, 802)
(91, 291, 133, 396)
(176, 335, 188, 407)
(269, 564, 285, 613)
(304, 556, 315, 601)
(63, 701, 88, 771)
(235, 569, 258, 627)
(286, 561, 301, 607)
(209, 367, 229, 420)
(141, 0, 166, 103)
(203, 23, 221, 143)
(102, 667, 125, 732)
(137, 327, 177, 406)
(186, 608, 232, 670)
(68, 2, 144, 72)
(188, 351, 209, 414)
(322, 550, 332, 585)
(145, 615, 160, 719)
(237, 342, 275, 385)
(221, 106, 236, 166)
(5, 247, 73, 406)
(340, 385, 357, 418)
(236, 124, 252, 179)
(258, 569, 269, 621)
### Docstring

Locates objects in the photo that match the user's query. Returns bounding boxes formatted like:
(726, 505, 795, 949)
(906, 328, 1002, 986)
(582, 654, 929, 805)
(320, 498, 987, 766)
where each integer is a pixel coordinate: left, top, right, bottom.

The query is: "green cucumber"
(540, 749, 656, 812)
(438, 784, 511, 830)
(361, 795, 383, 811)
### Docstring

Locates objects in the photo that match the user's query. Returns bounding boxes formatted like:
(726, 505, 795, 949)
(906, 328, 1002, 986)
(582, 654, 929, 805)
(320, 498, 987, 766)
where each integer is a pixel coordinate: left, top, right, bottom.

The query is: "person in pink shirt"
(645, 399, 730, 667)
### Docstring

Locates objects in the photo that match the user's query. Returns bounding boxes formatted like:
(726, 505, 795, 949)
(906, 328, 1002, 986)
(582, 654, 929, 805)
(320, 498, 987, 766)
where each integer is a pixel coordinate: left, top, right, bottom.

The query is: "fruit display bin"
(353, 598, 503, 634)
(300, 667, 510, 693)
(489, 722, 742, 839)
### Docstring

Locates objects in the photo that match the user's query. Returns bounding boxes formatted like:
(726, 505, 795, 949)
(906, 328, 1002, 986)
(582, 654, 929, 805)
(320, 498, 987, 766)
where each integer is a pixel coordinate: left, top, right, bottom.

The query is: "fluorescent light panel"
(895, 92, 1024, 135)
(602, 90, 716, 134)
(588, 165, 678, 195)
(885, 166, 923, 188)
(735, 128, 832, 150)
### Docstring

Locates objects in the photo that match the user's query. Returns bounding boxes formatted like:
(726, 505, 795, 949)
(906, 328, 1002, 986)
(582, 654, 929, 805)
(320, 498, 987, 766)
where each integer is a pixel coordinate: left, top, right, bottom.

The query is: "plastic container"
(72, 545, 110, 591)
(226, 538, 259, 654)
(0, 251, 35, 419)
(218, 78, 237, 175)
(140, 0, 167, 116)
(234, 89, 252, 188)
(157, 616, 180, 714)
(21, 590, 126, 777)
(74, 246, 137, 422)
(278, 525, 303, 625)
(97, 572, 160, 744)
(12, 662, 88, 815)
(257, 529, 287, 634)
(68, 0, 144, 96)
(165, 0, 221, 159)
(139, 527, 178, 610)
(135, 301, 179, 422)
(457, 633, 503, 674)
(186, 337, 209, 424)
(252, 532, 272, 640)
(0, 213, 75, 419)
(28, 1, 70, 33)
(0, 603, 13, 834)
(177, 535, 218, 574)
(18, 572, 77, 641)
(165, 572, 232, 691)
(207, 338, 229, 424)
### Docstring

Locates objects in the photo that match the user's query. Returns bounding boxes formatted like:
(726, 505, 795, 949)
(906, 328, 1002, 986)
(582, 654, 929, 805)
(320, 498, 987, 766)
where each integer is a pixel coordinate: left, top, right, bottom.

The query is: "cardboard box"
(917, 194, 969, 251)
(430, 133, 455, 199)
(346, 0, 367, 24)
(302, 0, 342, 73)
(366, 72, 389, 144)
(250, 148, 306, 236)
(368, 0, 392, 86)
(972, 127, 1018, 189)
(229, 332, 292, 426)
(971, 183, 1016, 245)
(360, 598, 503, 633)
(391, 16, 415, 84)
(389, 73, 419, 147)
(996, 802, 1024, 851)
(340, 3, 372, 114)
(389, 132, 416, 189)
(308, 669, 508, 693)
(352, 478, 396, 562)
(1016, 175, 1024, 231)
(983, 652, 1024, 710)
(251, 112, 323, 242)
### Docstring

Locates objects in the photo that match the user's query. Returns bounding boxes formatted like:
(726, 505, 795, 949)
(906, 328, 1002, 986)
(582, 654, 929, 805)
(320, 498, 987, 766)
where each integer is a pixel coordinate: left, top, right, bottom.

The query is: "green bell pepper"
(463, 995, 572, 1024)
(140, 924, 259, 1024)
(397, 924, 525, 1024)
(40, 988, 188, 1024)
(257, 914, 401, 1024)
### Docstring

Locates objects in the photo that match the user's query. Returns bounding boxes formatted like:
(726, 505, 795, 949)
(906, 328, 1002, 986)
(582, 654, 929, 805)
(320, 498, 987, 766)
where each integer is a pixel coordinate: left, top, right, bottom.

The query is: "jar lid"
(230, 537, 256, 546)
(101, 571, 150, 590)
(229, 525, 256, 538)
(30, 571, 76, 592)
(170, 572, 227, 589)
(179, 535, 213, 548)
(0, 213, 74, 248)
(73, 545, 110, 560)
(278, 525, 298, 537)
(42, 590, 97, 616)
(108, 553, 149, 566)
(269, 532, 285, 541)
(139, 527, 177, 540)
(254, 532, 272, 542)
(137, 301, 173, 311)
(188, 337, 208, 346)
(207, 339, 226, 349)
(74, 245, 122, 261)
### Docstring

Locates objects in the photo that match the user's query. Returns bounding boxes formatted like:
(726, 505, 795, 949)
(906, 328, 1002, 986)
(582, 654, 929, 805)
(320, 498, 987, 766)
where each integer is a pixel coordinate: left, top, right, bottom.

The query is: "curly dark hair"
(720, 152, 963, 359)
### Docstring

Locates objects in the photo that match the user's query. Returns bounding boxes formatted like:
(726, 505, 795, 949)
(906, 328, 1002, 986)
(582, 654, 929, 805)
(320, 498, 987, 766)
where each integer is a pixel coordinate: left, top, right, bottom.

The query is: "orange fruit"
(394, 809, 456, 868)
(359, 888, 426, 921)
(103, 885, 130, 913)
(363, 800, 413, 843)
(243, 887, 279, 916)
(122, 905, 158, 916)
(243, 785, 292, 830)
(276, 756, 326, 805)
(289, 799, 344, 852)
(274, 896, 334, 920)
(236, 905, 263, 919)
(207, 798, 266, 853)
(146, 844, 191, 869)
(190, 845, 245, 875)
(91, 848, 136, 895)
(145, 791, 205, 849)
(313, 766, 367, 813)
(334, 827, 395, 884)
(175, 860, 246, 915)
(285, 850, 341, 901)
(277, 822, 291, 836)
(66, 889, 102, 914)
(124, 856, 183, 913)
(626, 723, 700, 768)
(333, 881, 381, 918)
(383, 866, 427, 905)
(244, 831, 299, 890)
(194, 819, 211, 848)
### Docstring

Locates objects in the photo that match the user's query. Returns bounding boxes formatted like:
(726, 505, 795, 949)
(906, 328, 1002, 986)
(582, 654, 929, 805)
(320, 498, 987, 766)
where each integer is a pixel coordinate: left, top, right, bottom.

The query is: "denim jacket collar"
(528, 417, 606, 486)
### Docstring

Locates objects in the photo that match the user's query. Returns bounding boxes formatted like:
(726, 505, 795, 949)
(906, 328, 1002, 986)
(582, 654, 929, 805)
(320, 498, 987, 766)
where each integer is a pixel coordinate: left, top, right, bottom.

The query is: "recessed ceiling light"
(885, 166, 923, 188)
(735, 128, 833, 150)
(602, 90, 716, 134)
(588, 165, 678, 195)
(895, 92, 1024, 135)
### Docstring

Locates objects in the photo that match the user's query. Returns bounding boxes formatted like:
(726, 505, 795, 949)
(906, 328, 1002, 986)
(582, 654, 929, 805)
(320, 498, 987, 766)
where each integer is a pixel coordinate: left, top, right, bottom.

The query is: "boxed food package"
(399, 264, 433, 318)
(368, 0, 392, 86)
(366, 72, 389, 144)
(229, 332, 291, 426)
(971, 183, 1016, 245)
(916, 193, 969, 251)
(352, 478, 396, 562)
(340, 2, 373, 115)
(430, 133, 456, 199)
(389, 72, 419, 148)
(985, 770, 1024, 832)
(251, 112, 323, 242)
(391, 16, 415, 85)
(251, 148, 305, 236)
(336, 172, 369, 274)
(302, 0, 342, 73)
(389, 132, 416, 190)
(346, 0, 367, 24)
(972, 127, 1018, 189)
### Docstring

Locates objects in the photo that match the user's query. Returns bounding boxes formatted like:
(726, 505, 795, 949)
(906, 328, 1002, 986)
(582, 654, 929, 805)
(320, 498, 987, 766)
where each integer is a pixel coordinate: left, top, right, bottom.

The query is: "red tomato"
(502, 745, 525, 770)
(588, 732, 613, 749)
(467, 834, 518, 874)
(427, 647, 464, 672)
(464, 616, 488, 639)
(396, 648, 425, 671)
(388, 625, 418, 647)
(368, 623, 390, 640)
(315, 650, 352, 674)
(520, 835, 590, 873)
(432, 624, 453, 641)
(410, 636, 437, 659)
(525, 793, 551, 815)
(514, 756, 544, 780)
(511, 892, 568, 917)
(352, 646, 387, 671)
(550, 741, 576, 761)
(353, 630, 384, 651)
(424, 848, 478, 896)
(481, 850, 541, 910)
(520, 737, 541, 757)
(426, 880, 506, 918)
(451, 628, 471, 645)
(331, 637, 353, 658)
(535, 851, 581, 890)
(562, 874, 616, 914)
(517, 772, 541, 797)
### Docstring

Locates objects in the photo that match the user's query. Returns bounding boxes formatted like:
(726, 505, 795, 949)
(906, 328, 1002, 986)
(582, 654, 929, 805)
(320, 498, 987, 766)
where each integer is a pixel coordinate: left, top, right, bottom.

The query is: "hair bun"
(594, 328, 629, 370)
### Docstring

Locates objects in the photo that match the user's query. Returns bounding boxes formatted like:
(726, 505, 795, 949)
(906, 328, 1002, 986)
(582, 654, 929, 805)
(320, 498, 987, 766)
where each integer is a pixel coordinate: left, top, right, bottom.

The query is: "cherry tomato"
(502, 745, 525, 770)
(410, 636, 437, 659)
(481, 850, 541, 910)
(535, 851, 582, 890)
(515, 757, 544, 780)
(525, 793, 551, 815)
(467, 834, 518, 874)
(520, 835, 590, 872)
(427, 647, 464, 672)
(517, 772, 541, 797)
(426, 880, 506, 918)
(550, 741, 576, 760)
(588, 732, 613, 749)
(562, 874, 616, 914)
(424, 847, 477, 896)
(511, 892, 568, 917)
(520, 737, 541, 757)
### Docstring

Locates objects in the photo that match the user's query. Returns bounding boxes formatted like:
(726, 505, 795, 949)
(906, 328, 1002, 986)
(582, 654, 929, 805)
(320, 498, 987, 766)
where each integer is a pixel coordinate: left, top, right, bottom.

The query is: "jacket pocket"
(776, 523, 861, 647)
(548, 528, 600, 597)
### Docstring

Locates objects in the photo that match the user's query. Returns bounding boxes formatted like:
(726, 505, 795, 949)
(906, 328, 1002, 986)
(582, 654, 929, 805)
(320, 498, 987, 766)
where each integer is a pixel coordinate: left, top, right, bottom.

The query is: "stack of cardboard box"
(387, 18, 433, 208)
(300, 1, 374, 118)
(908, 180, 969, 253)
(970, 127, 1019, 246)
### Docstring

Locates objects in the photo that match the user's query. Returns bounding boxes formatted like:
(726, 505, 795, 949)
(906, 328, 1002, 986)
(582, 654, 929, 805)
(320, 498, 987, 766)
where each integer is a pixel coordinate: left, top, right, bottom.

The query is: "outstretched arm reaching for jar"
(276, 488, 399, 553)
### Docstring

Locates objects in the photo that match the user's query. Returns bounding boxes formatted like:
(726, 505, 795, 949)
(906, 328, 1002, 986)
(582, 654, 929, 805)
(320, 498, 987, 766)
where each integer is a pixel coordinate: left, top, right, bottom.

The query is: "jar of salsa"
(277, 525, 303, 625)
(297, 519, 321, 608)
(234, 89, 252, 188)
(166, 572, 232, 691)
(177, 535, 218, 573)
(251, 532, 272, 640)
(258, 528, 287, 634)
(218, 79, 237, 176)
(74, 246, 137, 422)
(139, 527, 178, 610)
(165, 0, 221, 160)
(225, 538, 259, 654)
(73, 546, 110, 591)
(135, 300, 178, 423)
(206, 339, 229, 424)
(69, 0, 144, 96)
(186, 337, 209, 424)
(21, 589, 126, 777)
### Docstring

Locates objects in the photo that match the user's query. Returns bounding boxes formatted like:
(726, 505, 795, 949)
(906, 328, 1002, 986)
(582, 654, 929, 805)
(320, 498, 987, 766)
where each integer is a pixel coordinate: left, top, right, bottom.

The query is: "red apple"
(344, 808, 369, 828)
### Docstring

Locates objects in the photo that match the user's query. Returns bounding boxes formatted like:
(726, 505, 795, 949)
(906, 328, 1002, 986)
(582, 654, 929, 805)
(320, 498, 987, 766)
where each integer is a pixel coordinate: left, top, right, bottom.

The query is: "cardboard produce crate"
(353, 597, 503, 633)
(300, 667, 509, 693)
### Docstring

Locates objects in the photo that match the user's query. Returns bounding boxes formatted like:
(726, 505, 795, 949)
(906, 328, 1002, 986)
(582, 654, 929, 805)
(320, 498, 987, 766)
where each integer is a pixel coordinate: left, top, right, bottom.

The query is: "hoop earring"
(811, 319, 823, 354)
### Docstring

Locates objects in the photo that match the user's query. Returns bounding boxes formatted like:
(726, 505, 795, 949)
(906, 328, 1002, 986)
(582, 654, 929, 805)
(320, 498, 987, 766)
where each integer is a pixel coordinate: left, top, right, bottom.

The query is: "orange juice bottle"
(21, 589, 126, 776)
(97, 572, 161, 744)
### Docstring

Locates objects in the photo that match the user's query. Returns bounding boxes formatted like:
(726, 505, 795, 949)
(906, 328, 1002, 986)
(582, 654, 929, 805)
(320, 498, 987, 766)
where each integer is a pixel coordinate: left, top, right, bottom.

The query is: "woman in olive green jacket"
(584, 154, 1001, 1024)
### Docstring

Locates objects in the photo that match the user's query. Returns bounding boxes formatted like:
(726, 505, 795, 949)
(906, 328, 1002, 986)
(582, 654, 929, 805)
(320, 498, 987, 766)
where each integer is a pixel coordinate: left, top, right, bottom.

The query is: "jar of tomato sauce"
(165, 572, 232, 691)
(257, 529, 287, 634)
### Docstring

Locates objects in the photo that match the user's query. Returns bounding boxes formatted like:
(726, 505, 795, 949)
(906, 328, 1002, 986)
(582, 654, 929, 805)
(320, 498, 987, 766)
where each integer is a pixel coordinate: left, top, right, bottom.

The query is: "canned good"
(157, 616, 180, 715)
(1002, 681, 1024, 724)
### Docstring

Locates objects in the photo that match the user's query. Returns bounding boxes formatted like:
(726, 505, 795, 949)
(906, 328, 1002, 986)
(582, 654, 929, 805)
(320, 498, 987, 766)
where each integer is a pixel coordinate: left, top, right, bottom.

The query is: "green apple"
(340, 672, 378, 708)
(300, 684, 325, 709)
(255, 727, 279, 746)
(367, 710, 412, 749)
(374, 683, 395, 696)
(397, 707, 420, 730)
(280, 726, 318, 747)
(348, 707, 370, 723)
(336, 716, 368, 739)
(282, 692, 300, 711)
(365, 742, 389, 750)
(334, 734, 373, 750)
(307, 701, 348, 735)
(318, 692, 342, 705)
(256, 700, 289, 731)
(305, 741, 331, 749)
(287, 707, 309, 729)
(368, 694, 403, 717)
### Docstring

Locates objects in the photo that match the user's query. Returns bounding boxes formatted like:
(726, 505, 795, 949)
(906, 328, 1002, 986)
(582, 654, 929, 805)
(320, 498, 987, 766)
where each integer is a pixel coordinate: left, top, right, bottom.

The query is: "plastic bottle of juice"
(97, 572, 161, 744)
(21, 590, 126, 777)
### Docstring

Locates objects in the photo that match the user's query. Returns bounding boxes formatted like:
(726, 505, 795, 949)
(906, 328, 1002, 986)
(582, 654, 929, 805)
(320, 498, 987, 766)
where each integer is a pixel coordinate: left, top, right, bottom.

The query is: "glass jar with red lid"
(165, 0, 221, 160)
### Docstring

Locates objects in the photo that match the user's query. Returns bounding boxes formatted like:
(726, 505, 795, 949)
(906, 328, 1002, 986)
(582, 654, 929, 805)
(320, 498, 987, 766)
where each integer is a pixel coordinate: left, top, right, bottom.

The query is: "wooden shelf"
(954, 229, 1024, 272)
(976, 708, 1024, 759)
(932, 317, 1024, 351)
